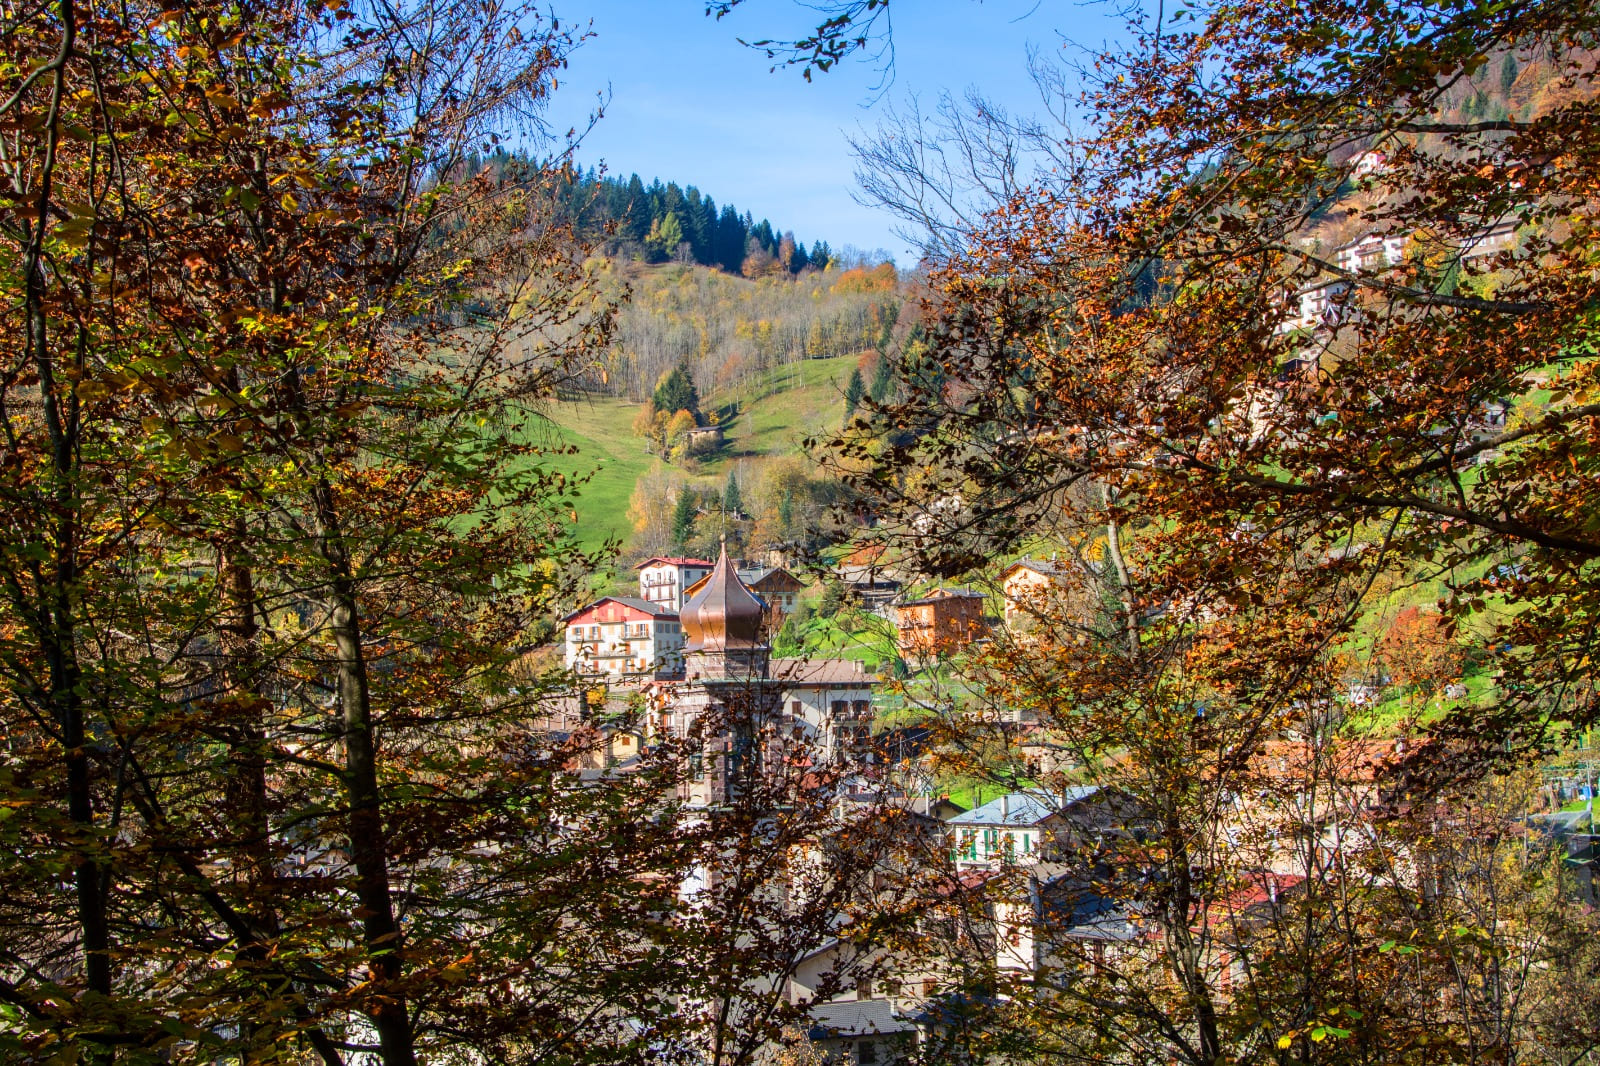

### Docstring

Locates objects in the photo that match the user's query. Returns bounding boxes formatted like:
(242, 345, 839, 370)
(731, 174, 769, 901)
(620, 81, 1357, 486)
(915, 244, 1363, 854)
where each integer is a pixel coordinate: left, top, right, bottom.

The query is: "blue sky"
(543, 1, 1122, 262)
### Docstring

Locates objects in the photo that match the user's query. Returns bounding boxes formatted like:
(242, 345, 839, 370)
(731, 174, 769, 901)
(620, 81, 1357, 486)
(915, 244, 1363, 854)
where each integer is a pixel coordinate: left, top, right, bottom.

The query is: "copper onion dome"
(681, 541, 765, 652)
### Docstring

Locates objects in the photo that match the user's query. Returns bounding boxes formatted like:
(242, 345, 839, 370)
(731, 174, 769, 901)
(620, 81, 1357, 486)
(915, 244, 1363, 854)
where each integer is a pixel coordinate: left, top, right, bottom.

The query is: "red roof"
(1201, 872, 1306, 924)
(561, 597, 678, 624)
(633, 557, 714, 569)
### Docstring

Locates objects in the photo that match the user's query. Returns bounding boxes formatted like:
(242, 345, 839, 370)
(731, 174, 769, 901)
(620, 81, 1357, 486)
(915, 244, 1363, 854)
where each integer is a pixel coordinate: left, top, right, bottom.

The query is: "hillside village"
(525, 96, 1600, 1059)
(541, 530, 1600, 1061)
(11, 3, 1600, 1063)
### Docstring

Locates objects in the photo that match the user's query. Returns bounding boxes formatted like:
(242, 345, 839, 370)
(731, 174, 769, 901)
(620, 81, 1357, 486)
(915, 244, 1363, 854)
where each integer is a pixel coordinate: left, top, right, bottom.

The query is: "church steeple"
(680, 539, 768, 680)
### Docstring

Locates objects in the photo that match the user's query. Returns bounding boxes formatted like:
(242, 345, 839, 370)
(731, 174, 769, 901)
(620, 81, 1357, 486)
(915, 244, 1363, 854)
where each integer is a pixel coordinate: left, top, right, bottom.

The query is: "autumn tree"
(667, 407, 700, 457)
(778, 0, 1600, 1060)
(634, 397, 672, 453)
(646, 210, 686, 261)
(0, 2, 862, 1063)
(1378, 607, 1466, 701)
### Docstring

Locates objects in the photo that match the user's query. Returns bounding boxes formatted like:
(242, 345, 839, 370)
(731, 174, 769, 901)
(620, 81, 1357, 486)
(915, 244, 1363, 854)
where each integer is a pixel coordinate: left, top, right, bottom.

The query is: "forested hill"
(476, 149, 832, 275)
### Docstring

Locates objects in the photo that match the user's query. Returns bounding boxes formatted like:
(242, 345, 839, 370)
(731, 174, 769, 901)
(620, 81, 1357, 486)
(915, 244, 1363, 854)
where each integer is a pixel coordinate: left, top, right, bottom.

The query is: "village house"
(635, 555, 714, 612)
(1350, 148, 1388, 179)
(562, 597, 685, 681)
(893, 588, 988, 657)
(769, 656, 877, 759)
(1276, 219, 1521, 337)
(834, 544, 905, 611)
(1000, 557, 1070, 628)
(947, 788, 1144, 869)
(947, 792, 1057, 867)
(1335, 231, 1408, 274)
(992, 866, 1144, 978)
(1274, 278, 1353, 335)
(1461, 218, 1519, 262)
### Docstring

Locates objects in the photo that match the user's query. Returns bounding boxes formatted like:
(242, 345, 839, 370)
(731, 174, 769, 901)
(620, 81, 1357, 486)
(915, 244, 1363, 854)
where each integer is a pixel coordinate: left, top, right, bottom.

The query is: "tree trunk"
(316, 482, 416, 1066)
(24, 0, 111, 1007)
(1165, 827, 1221, 1066)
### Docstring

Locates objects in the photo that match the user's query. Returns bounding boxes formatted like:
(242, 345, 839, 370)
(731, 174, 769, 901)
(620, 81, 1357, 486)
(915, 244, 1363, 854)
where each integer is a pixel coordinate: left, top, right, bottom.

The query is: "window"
(858, 1039, 878, 1064)
(856, 976, 873, 1000)
(982, 828, 1000, 857)
(790, 701, 801, 715)
(831, 700, 848, 716)
(958, 830, 976, 860)
(852, 700, 870, 716)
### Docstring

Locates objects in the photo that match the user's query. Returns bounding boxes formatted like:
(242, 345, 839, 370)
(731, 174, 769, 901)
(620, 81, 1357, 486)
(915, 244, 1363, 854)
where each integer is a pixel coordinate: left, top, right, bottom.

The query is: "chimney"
(1000, 794, 1010, 819)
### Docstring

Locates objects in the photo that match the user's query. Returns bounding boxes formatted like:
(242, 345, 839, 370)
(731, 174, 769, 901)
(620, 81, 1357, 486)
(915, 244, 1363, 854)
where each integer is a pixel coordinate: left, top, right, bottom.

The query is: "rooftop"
(806, 998, 917, 1040)
(946, 787, 1102, 827)
(633, 556, 714, 569)
(770, 657, 875, 686)
(1003, 557, 1067, 577)
(897, 587, 986, 608)
(560, 596, 680, 623)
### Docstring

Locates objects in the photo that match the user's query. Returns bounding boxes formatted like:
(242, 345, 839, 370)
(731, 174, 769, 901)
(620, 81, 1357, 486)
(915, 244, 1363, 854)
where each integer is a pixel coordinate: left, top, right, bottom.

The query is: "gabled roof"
(807, 998, 916, 1040)
(560, 596, 679, 623)
(770, 657, 874, 686)
(1002, 557, 1067, 579)
(1037, 877, 1142, 942)
(897, 587, 985, 608)
(684, 564, 803, 599)
(946, 787, 1102, 827)
(740, 565, 804, 590)
(633, 556, 714, 569)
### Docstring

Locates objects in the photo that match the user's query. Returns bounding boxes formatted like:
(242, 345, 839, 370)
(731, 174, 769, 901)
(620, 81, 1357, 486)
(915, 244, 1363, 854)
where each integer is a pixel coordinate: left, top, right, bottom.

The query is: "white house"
(1274, 279, 1353, 335)
(562, 596, 684, 682)
(1335, 231, 1408, 274)
(635, 556, 714, 612)
(770, 657, 877, 761)
(947, 788, 1141, 868)
(1350, 149, 1388, 179)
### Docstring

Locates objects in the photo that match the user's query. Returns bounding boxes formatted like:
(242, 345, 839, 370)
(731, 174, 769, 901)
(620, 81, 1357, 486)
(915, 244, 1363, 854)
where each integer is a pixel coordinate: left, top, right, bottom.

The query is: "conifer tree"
(653, 364, 700, 421)
(868, 352, 894, 403)
(624, 173, 651, 242)
(672, 487, 698, 548)
(843, 366, 865, 420)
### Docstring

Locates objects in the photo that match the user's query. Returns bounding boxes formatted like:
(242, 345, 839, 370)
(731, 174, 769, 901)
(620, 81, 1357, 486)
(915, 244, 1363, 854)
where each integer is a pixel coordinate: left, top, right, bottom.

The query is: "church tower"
(680, 541, 770, 682)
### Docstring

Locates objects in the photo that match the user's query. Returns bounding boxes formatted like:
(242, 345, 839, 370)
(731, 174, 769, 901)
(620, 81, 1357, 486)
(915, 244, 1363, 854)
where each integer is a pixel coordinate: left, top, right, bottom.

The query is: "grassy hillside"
(707, 352, 860, 468)
(522, 397, 654, 554)
(531, 351, 864, 558)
